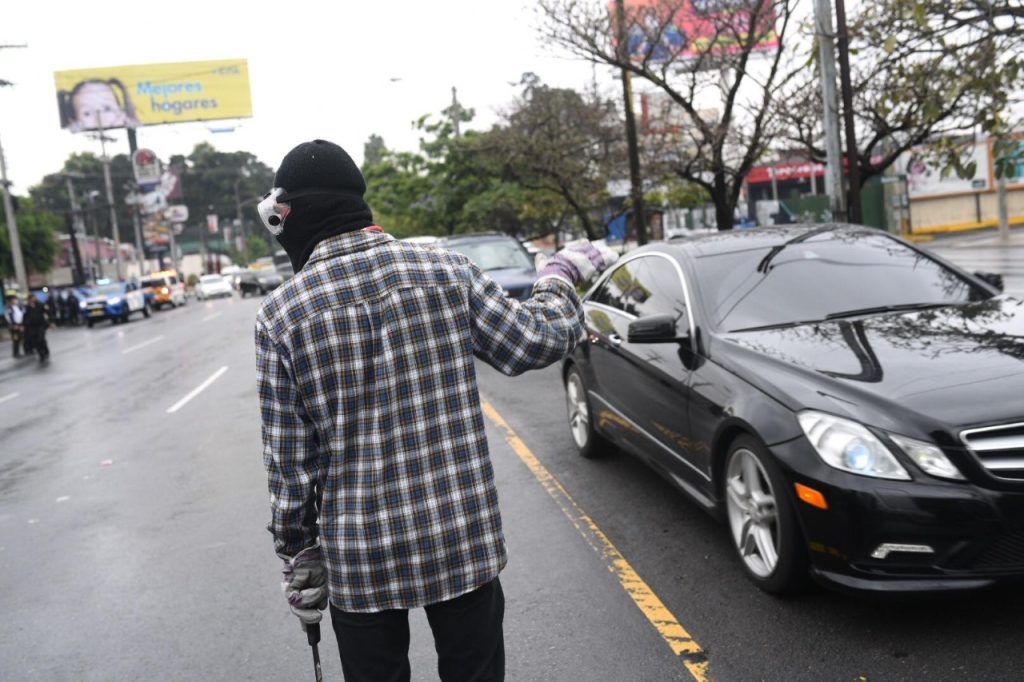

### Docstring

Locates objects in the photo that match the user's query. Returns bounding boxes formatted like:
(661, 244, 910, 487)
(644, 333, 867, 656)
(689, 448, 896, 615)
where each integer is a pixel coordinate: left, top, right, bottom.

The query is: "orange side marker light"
(794, 482, 828, 510)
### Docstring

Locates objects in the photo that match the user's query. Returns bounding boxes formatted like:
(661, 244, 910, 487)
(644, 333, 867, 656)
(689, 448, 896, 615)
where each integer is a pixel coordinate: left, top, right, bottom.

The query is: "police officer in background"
(255, 139, 617, 681)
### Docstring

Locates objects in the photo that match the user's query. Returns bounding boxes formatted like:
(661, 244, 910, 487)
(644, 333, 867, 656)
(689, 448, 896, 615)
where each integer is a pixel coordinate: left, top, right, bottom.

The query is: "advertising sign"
(898, 142, 991, 199)
(166, 205, 189, 223)
(207, 214, 219, 234)
(143, 215, 170, 252)
(54, 59, 252, 131)
(617, 0, 779, 66)
(132, 148, 163, 187)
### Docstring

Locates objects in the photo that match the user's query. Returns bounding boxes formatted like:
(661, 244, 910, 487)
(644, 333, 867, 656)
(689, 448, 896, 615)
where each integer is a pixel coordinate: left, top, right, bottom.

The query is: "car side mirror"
(974, 271, 1004, 292)
(628, 313, 686, 343)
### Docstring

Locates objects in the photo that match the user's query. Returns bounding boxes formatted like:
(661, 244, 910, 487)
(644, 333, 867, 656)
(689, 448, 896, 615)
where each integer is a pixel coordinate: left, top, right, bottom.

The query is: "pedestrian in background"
(23, 295, 52, 363)
(5, 296, 25, 357)
(255, 139, 617, 681)
(66, 289, 81, 327)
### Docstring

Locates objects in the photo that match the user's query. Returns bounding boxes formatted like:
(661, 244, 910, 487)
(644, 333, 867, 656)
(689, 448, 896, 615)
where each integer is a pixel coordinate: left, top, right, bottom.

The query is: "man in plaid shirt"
(256, 140, 616, 681)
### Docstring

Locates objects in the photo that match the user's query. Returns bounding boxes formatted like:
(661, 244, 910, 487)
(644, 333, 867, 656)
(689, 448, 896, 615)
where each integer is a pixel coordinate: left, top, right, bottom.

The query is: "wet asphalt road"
(1, 232, 1023, 682)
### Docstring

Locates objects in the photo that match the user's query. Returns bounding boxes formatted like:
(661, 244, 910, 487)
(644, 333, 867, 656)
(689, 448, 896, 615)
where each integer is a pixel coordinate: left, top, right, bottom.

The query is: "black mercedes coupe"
(562, 224, 1023, 594)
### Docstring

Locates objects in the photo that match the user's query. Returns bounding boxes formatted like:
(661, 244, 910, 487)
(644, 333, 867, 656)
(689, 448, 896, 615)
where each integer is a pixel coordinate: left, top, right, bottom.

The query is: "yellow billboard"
(54, 59, 252, 131)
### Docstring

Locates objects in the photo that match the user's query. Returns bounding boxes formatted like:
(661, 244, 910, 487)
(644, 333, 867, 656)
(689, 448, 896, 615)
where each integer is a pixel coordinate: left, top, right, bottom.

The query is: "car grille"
(971, 530, 1024, 571)
(961, 422, 1024, 480)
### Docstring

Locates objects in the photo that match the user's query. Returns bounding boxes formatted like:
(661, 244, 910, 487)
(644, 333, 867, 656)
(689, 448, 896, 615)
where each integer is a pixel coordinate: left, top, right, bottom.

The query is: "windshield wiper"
(824, 302, 953, 320)
(756, 225, 839, 273)
(728, 318, 831, 333)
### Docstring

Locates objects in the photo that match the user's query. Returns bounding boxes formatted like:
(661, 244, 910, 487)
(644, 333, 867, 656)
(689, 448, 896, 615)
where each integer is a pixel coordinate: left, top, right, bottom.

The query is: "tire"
(723, 435, 808, 594)
(564, 364, 608, 459)
(87, 320, 94, 329)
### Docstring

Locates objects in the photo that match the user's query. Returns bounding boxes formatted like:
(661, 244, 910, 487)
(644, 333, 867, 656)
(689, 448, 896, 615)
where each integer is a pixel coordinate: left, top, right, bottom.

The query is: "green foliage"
(231, 233, 272, 266)
(0, 197, 61, 277)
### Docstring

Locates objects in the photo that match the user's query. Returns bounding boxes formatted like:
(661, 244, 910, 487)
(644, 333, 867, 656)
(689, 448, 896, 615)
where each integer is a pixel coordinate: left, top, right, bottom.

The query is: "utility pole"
(997, 164, 1010, 242)
(834, 0, 861, 224)
(449, 87, 463, 138)
(95, 123, 125, 280)
(615, 0, 647, 244)
(64, 173, 87, 285)
(0, 132, 27, 294)
(813, 0, 847, 222)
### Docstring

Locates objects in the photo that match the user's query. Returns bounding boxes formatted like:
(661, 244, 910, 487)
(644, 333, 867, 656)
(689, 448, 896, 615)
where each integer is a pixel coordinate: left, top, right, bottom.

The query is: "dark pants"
(330, 578, 505, 682)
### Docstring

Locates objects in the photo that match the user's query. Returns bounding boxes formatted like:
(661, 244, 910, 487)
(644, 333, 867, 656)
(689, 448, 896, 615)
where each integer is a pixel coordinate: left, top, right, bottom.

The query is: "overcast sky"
(2, 0, 600, 194)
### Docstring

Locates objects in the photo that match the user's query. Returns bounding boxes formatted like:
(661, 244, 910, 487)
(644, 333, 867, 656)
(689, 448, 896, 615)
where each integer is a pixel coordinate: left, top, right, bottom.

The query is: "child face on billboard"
(71, 82, 129, 130)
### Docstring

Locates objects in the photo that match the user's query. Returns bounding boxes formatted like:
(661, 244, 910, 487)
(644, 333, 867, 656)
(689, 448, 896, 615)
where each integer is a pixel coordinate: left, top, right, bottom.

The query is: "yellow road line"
(481, 400, 710, 682)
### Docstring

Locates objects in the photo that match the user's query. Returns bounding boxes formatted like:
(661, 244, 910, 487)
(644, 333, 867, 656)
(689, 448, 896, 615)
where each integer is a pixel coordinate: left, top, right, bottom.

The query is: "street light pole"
(834, 0, 862, 224)
(0, 132, 28, 294)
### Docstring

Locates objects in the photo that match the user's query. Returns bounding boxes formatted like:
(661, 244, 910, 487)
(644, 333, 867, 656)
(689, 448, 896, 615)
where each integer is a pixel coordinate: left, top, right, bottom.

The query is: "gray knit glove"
(280, 544, 328, 627)
(536, 240, 619, 287)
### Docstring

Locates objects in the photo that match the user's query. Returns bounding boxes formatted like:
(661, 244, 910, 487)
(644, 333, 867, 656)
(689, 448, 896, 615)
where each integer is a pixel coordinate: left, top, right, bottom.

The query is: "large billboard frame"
(54, 59, 252, 132)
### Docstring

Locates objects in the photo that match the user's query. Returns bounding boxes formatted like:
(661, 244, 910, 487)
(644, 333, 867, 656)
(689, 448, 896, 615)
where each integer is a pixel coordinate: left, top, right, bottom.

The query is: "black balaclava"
(273, 139, 374, 272)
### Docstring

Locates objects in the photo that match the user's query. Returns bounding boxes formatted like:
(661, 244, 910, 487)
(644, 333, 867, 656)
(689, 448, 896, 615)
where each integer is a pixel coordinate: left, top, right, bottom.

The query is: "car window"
(693, 231, 992, 332)
(590, 256, 688, 324)
(446, 240, 533, 271)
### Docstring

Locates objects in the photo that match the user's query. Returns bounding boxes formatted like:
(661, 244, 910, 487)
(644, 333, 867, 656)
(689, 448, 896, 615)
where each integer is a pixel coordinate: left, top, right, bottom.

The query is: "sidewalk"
(923, 225, 1024, 249)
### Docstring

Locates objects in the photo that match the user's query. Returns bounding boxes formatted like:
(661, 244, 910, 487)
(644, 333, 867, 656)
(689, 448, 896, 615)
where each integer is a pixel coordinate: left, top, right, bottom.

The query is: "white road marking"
(56, 496, 70, 503)
(0, 392, 19, 405)
(202, 312, 222, 322)
(121, 335, 165, 355)
(167, 366, 229, 414)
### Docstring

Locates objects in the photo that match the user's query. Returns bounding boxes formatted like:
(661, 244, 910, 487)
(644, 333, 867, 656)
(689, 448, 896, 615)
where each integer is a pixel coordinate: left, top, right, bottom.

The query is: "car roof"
(662, 223, 879, 257)
(438, 232, 516, 245)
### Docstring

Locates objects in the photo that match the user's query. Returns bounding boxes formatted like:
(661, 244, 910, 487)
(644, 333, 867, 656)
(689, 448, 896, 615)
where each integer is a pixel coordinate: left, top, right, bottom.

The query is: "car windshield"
(200, 275, 225, 284)
(446, 240, 533, 271)
(92, 284, 124, 296)
(693, 231, 993, 332)
(141, 279, 160, 288)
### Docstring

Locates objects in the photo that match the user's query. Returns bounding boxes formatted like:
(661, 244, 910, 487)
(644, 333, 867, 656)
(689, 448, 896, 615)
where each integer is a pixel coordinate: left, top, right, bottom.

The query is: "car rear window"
(693, 232, 991, 332)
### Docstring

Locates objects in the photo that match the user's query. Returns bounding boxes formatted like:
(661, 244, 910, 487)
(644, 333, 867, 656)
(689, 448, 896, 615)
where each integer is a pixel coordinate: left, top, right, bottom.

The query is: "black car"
(563, 224, 1023, 594)
(438, 233, 537, 300)
(237, 269, 284, 297)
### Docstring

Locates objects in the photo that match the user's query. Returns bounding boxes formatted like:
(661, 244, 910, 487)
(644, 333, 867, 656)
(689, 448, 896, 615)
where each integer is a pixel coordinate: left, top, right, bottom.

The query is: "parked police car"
(80, 280, 150, 327)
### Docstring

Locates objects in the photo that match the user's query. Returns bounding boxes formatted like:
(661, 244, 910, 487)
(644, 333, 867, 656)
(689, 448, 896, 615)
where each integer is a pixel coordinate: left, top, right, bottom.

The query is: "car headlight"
(798, 411, 910, 480)
(107, 297, 122, 305)
(888, 434, 964, 480)
(79, 301, 88, 310)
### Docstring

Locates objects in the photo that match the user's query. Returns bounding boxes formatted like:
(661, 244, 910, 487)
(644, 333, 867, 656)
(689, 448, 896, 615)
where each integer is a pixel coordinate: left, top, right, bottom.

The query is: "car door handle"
(608, 333, 623, 347)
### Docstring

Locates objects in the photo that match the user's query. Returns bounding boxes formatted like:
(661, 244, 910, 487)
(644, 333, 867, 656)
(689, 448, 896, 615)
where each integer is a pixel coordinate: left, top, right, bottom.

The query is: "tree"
(363, 134, 388, 168)
(171, 142, 275, 255)
(30, 152, 135, 241)
(780, 0, 1024, 186)
(538, 0, 800, 230)
(480, 73, 624, 239)
(1, 196, 60, 277)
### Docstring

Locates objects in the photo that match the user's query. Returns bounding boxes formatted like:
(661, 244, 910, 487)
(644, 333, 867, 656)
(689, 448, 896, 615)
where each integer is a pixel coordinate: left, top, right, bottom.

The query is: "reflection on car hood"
(715, 296, 1024, 432)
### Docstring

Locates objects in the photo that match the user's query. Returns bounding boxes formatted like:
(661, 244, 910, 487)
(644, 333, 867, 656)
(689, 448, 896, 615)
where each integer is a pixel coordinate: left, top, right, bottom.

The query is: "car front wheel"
(564, 365, 607, 459)
(724, 435, 807, 594)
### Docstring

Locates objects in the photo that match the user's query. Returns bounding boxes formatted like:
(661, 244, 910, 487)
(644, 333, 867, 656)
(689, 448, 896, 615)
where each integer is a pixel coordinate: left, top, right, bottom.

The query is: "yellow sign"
(54, 59, 252, 131)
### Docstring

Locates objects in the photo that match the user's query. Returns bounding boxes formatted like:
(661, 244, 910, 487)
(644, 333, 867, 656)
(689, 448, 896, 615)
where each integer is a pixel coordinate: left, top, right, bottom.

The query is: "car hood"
(713, 296, 1024, 434)
(84, 294, 118, 304)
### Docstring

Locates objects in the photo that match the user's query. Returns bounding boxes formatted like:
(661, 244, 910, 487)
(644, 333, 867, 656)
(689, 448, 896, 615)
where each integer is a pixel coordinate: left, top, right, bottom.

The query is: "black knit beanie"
(273, 139, 373, 272)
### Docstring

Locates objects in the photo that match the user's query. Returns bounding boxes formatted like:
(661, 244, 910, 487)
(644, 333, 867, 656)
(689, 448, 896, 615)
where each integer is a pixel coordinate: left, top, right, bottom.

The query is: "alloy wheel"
(725, 448, 780, 579)
(565, 371, 591, 450)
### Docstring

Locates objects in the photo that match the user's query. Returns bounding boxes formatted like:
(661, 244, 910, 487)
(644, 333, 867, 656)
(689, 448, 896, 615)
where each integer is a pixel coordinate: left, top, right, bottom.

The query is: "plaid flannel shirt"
(256, 231, 584, 612)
